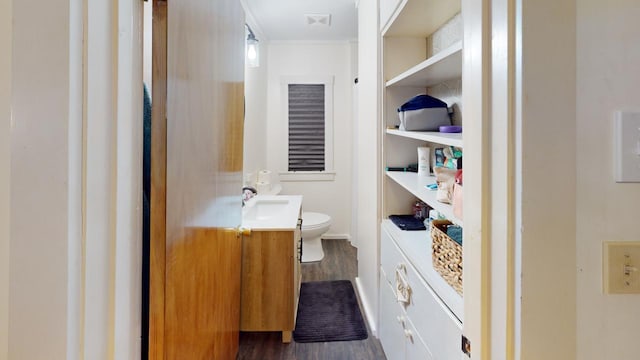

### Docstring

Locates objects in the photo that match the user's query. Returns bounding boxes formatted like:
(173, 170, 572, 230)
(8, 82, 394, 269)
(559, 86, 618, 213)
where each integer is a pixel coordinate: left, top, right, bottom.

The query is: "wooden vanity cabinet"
(240, 218, 302, 343)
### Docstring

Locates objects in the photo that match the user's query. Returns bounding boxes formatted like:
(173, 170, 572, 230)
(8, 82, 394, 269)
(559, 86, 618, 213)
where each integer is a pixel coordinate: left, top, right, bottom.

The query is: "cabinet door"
(293, 220, 302, 317)
(379, 281, 406, 360)
(380, 225, 405, 288)
(405, 317, 433, 360)
(240, 231, 294, 330)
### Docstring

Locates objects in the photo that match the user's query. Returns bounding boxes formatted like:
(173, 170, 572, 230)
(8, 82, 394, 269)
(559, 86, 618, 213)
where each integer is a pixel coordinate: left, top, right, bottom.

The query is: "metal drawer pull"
(396, 315, 405, 326)
(404, 329, 413, 339)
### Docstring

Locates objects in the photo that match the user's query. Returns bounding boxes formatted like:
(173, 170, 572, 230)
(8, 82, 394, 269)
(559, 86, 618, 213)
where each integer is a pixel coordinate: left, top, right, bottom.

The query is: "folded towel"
(446, 225, 463, 245)
(389, 215, 426, 231)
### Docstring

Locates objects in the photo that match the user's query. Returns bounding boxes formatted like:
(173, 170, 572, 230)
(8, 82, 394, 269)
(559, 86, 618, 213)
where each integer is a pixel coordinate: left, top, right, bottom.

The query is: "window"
(288, 84, 325, 171)
(280, 76, 334, 181)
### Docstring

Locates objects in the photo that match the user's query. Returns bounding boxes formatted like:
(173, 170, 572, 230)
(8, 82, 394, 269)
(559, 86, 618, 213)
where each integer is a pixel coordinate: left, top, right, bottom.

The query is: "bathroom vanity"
(240, 195, 303, 343)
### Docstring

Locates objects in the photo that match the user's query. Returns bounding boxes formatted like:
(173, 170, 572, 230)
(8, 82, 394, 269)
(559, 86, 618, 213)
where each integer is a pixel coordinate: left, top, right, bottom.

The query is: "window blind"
(288, 84, 325, 171)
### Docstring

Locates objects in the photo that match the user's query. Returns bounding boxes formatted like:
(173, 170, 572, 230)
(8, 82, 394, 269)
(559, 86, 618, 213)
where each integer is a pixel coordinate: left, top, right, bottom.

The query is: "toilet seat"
(302, 212, 331, 230)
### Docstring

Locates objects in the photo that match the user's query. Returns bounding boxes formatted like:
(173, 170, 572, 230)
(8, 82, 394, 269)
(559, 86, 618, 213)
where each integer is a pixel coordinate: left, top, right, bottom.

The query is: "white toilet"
(301, 211, 332, 263)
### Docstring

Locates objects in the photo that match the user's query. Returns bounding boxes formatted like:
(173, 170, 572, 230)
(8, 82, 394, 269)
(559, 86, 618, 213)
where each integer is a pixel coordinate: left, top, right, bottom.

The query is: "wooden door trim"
(149, 0, 167, 358)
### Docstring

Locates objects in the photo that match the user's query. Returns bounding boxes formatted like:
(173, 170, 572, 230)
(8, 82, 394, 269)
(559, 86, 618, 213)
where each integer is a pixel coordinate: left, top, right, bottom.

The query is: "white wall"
(264, 41, 354, 237)
(517, 1, 577, 358)
(576, 1, 640, 359)
(10, 0, 73, 358)
(143, 0, 153, 93)
(243, 45, 269, 181)
(355, 0, 380, 333)
(0, 0, 11, 358)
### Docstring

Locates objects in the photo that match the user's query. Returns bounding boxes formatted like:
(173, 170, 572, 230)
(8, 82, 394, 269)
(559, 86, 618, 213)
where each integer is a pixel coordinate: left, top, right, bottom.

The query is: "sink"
(243, 198, 290, 221)
(241, 195, 302, 229)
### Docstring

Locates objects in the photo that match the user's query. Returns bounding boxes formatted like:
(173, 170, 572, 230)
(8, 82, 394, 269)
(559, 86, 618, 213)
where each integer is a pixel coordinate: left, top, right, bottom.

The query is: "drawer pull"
(395, 268, 411, 304)
(396, 315, 405, 325)
(404, 329, 413, 340)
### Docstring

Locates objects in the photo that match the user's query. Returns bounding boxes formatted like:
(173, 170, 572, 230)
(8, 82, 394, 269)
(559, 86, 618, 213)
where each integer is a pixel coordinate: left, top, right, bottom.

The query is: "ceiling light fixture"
(246, 24, 259, 68)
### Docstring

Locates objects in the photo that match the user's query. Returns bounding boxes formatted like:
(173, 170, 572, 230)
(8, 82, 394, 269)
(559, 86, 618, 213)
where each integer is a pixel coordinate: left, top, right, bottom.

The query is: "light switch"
(614, 111, 640, 182)
(603, 241, 640, 294)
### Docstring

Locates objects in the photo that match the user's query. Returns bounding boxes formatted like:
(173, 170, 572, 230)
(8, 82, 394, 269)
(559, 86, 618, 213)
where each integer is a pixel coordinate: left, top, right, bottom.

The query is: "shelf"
(386, 128, 463, 148)
(382, 0, 461, 37)
(382, 219, 463, 322)
(386, 171, 462, 226)
(386, 41, 462, 88)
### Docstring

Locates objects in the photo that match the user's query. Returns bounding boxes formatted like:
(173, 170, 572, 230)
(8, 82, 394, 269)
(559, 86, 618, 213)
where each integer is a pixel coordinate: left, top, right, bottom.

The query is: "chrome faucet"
(242, 186, 257, 206)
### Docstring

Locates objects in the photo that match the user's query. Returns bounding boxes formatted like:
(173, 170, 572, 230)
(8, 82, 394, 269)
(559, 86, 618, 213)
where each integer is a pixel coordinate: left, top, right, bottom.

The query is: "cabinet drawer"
(380, 280, 434, 360)
(404, 258, 462, 360)
(379, 282, 406, 359)
(381, 225, 407, 286)
(381, 222, 462, 360)
(405, 316, 433, 360)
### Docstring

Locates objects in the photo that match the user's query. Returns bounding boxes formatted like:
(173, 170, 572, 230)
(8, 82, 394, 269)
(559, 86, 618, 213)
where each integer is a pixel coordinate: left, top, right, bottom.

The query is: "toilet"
(301, 211, 332, 263)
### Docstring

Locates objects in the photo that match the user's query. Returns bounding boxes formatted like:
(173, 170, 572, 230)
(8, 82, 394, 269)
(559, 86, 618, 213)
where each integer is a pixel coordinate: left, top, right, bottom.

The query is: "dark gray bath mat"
(293, 280, 368, 343)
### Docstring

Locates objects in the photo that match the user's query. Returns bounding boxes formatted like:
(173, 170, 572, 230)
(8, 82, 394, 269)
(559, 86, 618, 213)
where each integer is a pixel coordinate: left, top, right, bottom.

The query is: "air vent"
(304, 14, 331, 27)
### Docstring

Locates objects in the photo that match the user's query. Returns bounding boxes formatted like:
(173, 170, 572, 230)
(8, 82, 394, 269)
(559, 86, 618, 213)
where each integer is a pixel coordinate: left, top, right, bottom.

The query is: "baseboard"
(354, 277, 377, 337)
(321, 233, 350, 240)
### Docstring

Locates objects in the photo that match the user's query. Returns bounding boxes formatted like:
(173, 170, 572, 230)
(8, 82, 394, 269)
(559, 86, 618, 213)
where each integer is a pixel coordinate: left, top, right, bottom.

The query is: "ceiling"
(242, 0, 358, 42)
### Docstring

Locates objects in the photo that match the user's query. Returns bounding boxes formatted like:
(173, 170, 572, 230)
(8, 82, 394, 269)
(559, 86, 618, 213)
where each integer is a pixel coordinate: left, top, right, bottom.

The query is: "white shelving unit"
(386, 128, 463, 147)
(385, 171, 462, 226)
(382, 0, 461, 37)
(386, 41, 462, 88)
(379, 1, 464, 359)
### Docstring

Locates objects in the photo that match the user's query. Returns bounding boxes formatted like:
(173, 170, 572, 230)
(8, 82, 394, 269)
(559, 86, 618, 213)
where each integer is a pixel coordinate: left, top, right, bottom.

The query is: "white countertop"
(241, 195, 303, 230)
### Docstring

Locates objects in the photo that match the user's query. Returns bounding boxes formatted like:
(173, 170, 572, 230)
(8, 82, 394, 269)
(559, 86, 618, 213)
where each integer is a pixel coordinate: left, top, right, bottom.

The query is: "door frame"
(462, 0, 577, 359)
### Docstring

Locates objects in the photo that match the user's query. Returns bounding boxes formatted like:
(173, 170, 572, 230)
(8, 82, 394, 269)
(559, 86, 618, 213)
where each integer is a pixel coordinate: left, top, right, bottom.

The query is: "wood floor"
(237, 239, 387, 360)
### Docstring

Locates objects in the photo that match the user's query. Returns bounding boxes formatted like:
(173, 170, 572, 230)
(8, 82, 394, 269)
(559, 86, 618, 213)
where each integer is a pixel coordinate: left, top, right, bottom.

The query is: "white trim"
(82, 1, 143, 357)
(461, 0, 493, 359)
(239, 0, 269, 43)
(83, 0, 117, 356)
(280, 75, 335, 177)
(0, 0, 10, 356)
(67, 0, 83, 358)
(113, 0, 143, 358)
(320, 233, 350, 240)
(355, 277, 377, 337)
(490, 0, 517, 359)
(279, 171, 336, 182)
(270, 39, 355, 46)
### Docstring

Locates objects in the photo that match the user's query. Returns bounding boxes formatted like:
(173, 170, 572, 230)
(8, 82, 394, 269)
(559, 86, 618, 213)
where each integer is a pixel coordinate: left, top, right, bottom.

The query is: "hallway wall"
(576, 1, 640, 359)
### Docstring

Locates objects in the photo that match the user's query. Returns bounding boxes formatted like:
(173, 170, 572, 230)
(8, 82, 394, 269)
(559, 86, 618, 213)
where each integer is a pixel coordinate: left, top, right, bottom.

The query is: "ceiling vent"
(305, 14, 332, 27)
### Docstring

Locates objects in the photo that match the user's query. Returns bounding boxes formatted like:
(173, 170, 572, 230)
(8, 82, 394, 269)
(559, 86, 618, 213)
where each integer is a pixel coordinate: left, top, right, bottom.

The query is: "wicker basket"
(431, 220, 463, 295)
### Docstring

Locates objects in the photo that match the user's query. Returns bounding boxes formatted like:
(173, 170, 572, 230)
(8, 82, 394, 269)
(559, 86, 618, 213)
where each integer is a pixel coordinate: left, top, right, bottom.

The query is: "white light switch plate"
(615, 111, 640, 182)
